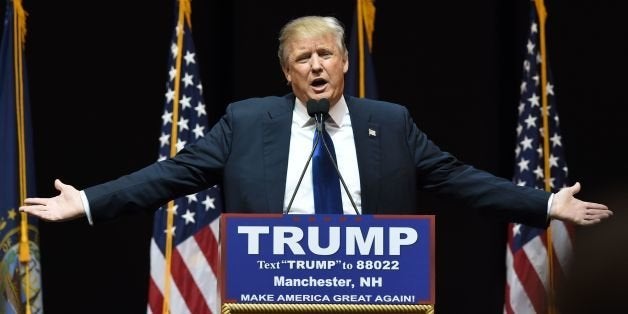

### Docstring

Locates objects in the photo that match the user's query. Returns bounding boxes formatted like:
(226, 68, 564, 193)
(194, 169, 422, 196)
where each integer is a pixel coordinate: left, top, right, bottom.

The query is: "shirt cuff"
(546, 193, 555, 220)
(79, 190, 94, 226)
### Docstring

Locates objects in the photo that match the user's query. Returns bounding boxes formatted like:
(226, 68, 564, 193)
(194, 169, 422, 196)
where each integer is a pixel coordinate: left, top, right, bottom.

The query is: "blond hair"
(277, 16, 348, 69)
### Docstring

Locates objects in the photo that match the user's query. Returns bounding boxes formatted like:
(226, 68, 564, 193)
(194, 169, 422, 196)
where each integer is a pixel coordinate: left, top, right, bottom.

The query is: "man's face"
(282, 34, 348, 106)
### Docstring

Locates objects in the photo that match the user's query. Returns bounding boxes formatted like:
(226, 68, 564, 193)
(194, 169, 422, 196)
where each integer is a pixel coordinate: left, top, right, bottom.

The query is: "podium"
(220, 214, 435, 313)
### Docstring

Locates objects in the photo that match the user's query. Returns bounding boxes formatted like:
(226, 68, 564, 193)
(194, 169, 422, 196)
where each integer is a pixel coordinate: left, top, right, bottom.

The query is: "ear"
(343, 54, 349, 74)
(282, 66, 291, 84)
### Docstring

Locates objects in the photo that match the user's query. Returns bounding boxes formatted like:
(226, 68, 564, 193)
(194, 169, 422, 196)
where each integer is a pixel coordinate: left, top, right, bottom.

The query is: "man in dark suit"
(20, 16, 611, 228)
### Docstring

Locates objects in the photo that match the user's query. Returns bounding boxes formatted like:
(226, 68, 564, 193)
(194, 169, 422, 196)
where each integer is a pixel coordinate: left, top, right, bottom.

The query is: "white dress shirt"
(283, 96, 362, 215)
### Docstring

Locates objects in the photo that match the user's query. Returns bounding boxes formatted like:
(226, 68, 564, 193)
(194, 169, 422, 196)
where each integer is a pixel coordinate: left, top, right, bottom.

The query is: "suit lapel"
(263, 96, 294, 212)
(347, 97, 381, 214)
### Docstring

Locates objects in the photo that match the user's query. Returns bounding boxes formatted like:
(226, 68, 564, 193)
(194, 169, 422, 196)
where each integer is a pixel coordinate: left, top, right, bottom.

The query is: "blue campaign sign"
(220, 214, 435, 305)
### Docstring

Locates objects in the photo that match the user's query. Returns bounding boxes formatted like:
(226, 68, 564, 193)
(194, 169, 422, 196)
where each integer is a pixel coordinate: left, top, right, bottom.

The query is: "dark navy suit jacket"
(85, 93, 550, 228)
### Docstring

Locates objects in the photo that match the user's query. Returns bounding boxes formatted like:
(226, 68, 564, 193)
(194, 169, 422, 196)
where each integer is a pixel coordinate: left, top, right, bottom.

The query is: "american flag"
(504, 2, 574, 313)
(146, 4, 222, 313)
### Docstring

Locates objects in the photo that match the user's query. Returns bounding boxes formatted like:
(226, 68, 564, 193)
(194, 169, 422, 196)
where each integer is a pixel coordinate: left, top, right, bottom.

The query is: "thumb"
(568, 181, 581, 195)
(54, 179, 65, 191)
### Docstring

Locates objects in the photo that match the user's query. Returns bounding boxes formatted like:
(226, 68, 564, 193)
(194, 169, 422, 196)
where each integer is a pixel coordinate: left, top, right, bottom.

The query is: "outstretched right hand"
(20, 179, 86, 221)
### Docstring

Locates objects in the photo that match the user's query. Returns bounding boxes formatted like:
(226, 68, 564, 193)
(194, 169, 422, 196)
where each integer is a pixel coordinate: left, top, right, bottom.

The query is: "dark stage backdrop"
(5, 0, 626, 313)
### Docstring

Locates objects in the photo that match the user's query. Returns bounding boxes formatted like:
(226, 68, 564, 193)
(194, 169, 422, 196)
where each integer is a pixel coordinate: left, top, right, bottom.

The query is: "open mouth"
(311, 78, 327, 87)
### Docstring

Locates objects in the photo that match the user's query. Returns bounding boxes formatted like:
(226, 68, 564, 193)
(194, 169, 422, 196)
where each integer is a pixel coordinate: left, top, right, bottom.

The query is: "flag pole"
(533, 0, 556, 313)
(14, 0, 33, 312)
(356, 0, 365, 97)
(162, 0, 192, 313)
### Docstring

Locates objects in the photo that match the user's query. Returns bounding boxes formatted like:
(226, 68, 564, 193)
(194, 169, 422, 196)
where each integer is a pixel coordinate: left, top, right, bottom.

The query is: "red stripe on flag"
(147, 276, 163, 314)
(513, 247, 547, 314)
(194, 226, 220, 277)
(171, 248, 212, 314)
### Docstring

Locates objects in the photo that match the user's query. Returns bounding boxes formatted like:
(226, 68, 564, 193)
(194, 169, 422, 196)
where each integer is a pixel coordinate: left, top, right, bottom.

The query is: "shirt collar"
(294, 96, 348, 128)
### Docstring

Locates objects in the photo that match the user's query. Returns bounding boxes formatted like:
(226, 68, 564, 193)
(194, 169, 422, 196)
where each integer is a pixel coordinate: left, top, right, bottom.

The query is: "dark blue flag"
(0, 0, 43, 313)
(345, 0, 378, 99)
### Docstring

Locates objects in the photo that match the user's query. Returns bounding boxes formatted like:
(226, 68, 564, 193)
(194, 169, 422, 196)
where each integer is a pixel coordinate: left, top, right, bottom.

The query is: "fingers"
(586, 202, 610, 210)
(23, 197, 48, 206)
(20, 204, 45, 212)
(21, 200, 53, 220)
(586, 208, 613, 219)
(574, 207, 613, 226)
(580, 218, 601, 226)
(19, 204, 47, 219)
(20, 203, 65, 221)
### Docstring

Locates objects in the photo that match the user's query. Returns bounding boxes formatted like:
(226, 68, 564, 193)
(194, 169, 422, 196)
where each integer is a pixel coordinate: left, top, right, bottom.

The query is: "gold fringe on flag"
(13, 0, 33, 313)
(356, 0, 376, 97)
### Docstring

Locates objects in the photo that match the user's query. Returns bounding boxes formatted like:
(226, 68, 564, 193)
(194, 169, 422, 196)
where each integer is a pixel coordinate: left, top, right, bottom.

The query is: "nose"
(310, 55, 323, 71)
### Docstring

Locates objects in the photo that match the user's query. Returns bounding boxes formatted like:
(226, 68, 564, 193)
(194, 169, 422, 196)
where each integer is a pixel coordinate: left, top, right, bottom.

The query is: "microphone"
(307, 98, 329, 132)
(284, 98, 360, 215)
